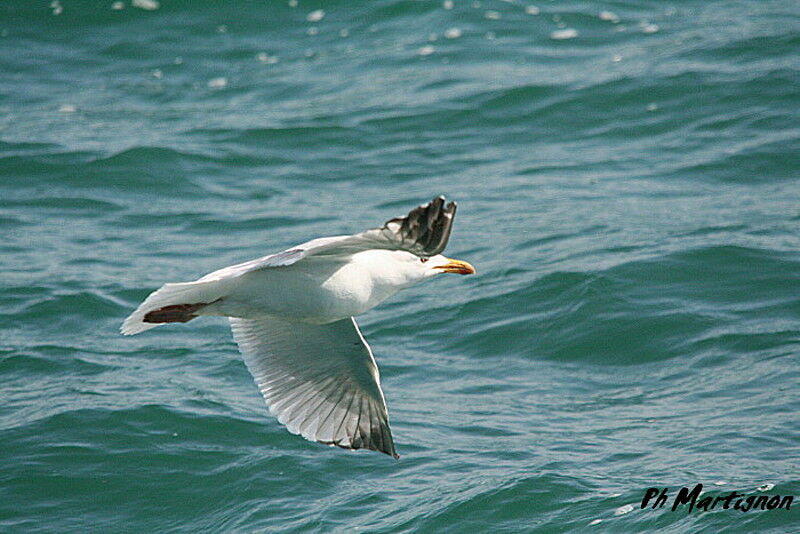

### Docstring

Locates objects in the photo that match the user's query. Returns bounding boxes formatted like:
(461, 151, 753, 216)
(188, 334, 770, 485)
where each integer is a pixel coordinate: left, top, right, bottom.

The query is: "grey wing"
(198, 196, 457, 281)
(229, 316, 398, 458)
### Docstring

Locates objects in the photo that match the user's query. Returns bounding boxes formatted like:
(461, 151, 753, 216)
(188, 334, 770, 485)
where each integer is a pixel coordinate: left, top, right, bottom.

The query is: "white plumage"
(121, 196, 475, 458)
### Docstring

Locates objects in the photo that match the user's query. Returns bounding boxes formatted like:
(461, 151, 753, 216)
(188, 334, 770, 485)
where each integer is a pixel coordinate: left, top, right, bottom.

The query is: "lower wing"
(229, 316, 398, 458)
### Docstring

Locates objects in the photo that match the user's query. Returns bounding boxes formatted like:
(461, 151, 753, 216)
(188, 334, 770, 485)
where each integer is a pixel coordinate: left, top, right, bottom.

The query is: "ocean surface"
(2, 0, 799, 532)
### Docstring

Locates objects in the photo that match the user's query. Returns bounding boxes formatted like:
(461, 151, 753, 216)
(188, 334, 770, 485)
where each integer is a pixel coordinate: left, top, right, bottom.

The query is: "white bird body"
(199, 249, 428, 324)
(122, 197, 474, 458)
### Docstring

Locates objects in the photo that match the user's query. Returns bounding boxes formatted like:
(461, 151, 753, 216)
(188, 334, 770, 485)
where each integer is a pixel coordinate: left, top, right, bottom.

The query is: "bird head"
(417, 254, 476, 278)
(363, 250, 475, 289)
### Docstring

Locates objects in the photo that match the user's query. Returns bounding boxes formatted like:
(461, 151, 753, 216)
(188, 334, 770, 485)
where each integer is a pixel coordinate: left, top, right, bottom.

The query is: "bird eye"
(420, 257, 428, 263)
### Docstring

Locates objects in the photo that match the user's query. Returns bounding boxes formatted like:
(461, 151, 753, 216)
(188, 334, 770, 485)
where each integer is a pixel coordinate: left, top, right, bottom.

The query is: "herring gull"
(121, 196, 475, 458)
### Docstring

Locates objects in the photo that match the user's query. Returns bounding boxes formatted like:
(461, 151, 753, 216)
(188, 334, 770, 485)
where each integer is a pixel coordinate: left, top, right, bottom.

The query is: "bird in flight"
(122, 196, 475, 458)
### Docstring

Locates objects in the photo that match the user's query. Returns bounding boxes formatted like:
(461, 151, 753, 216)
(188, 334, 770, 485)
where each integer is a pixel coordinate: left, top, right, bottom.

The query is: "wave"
(435, 245, 800, 364)
(0, 146, 206, 194)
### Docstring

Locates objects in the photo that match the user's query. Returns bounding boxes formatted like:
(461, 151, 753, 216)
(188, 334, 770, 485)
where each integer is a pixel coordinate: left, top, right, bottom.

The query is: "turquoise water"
(2, 0, 799, 531)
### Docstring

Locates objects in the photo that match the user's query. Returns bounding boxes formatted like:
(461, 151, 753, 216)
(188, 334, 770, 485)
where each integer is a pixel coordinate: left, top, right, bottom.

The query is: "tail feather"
(121, 281, 224, 335)
(143, 302, 215, 324)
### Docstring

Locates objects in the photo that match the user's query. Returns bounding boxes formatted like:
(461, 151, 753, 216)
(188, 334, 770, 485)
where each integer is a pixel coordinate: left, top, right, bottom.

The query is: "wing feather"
(333, 391, 359, 449)
(229, 316, 398, 458)
(315, 384, 350, 443)
(203, 196, 457, 280)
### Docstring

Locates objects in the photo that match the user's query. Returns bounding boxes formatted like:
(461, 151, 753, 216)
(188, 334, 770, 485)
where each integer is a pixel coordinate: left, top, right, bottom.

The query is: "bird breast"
(218, 254, 405, 324)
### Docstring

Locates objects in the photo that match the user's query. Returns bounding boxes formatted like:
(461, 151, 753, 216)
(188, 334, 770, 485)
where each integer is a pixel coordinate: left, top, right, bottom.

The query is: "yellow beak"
(434, 258, 476, 275)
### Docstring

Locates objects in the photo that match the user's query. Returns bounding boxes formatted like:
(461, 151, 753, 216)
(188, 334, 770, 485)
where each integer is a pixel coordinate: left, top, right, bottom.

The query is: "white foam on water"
(599, 11, 620, 23)
(614, 504, 634, 516)
(306, 9, 325, 22)
(256, 53, 278, 64)
(640, 22, 659, 33)
(207, 77, 228, 89)
(132, 0, 159, 11)
(551, 28, 578, 40)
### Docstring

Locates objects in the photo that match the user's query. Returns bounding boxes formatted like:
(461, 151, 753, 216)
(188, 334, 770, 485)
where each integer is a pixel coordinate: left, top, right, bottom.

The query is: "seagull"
(121, 196, 474, 458)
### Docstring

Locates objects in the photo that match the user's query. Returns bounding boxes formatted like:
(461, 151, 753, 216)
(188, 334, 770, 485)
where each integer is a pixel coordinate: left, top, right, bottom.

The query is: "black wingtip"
(427, 195, 454, 210)
(383, 195, 458, 257)
(320, 439, 399, 459)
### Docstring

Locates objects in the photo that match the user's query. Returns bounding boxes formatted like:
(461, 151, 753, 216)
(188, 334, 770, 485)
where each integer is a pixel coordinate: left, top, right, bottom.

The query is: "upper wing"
(198, 196, 456, 282)
(229, 316, 398, 458)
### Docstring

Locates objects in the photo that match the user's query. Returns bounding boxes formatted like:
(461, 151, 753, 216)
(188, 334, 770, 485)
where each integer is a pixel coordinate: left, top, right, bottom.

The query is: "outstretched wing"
(199, 196, 457, 282)
(229, 316, 398, 458)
